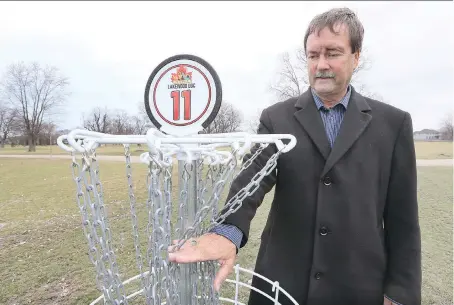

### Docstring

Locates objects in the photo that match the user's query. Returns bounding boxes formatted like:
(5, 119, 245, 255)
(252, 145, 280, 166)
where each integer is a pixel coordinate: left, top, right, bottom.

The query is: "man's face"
(306, 23, 359, 97)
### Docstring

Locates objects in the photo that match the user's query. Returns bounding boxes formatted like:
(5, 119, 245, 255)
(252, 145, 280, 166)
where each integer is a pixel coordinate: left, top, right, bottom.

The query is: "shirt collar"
(311, 85, 352, 110)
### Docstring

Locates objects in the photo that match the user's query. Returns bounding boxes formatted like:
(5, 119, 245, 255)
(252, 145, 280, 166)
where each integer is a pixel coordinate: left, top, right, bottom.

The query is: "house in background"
(413, 129, 441, 141)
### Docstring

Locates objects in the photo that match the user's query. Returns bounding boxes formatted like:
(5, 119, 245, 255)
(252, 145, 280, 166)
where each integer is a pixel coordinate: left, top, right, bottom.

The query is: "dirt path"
(414, 159, 452, 167)
(0, 154, 452, 167)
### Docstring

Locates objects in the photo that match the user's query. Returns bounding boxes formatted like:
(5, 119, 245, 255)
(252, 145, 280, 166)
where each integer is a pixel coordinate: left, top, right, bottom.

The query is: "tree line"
(0, 56, 452, 152)
(0, 62, 244, 151)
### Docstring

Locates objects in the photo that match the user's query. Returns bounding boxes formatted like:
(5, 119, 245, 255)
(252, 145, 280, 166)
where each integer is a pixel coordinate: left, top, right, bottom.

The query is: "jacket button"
(314, 272, 323, 280)
(319, 226, 329, 236)
(322, 176, 332, 185)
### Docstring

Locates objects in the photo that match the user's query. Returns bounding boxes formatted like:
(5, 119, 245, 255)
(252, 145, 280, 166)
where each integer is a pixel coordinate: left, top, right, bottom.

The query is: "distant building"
(413, 129, 441, 141)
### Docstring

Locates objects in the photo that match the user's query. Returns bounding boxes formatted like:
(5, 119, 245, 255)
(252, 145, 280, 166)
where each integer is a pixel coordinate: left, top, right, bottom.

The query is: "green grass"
(0, 159, 452, 304)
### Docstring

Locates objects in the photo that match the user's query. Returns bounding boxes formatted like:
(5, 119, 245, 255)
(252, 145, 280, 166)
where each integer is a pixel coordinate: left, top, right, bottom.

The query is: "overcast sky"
(0, 1, 452, 132)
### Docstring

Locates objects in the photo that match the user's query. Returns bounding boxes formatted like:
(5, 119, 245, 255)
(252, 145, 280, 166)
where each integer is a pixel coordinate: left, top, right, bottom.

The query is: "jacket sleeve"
(220, 108, 278, 248)
(383, 112, 422, 304)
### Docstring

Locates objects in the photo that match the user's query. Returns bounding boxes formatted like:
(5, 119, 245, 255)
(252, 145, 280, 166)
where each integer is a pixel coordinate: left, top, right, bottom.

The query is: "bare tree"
(203, 101, 243, 134)
(1, 62, 70, 151)
(138, 101, 149, 120)
(83, 103, 154, 137)
(132, 115, 151, 135)
(440, 114, 453, 141)
(38, 121, 57, 145)
(0, 103, 20, 148)
(354, 83, 385, 101)
(110, 109, 135, 135)
(82, 107, 112, 133)
(269, 50, 308, 101)
(134, 101, 154, 134)
(245, 108, 263, 134)
(270, 47, 374, 102)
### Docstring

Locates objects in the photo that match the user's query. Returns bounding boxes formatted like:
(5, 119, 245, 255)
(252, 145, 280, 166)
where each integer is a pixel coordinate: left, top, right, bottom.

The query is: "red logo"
(171, 65, 193, 84)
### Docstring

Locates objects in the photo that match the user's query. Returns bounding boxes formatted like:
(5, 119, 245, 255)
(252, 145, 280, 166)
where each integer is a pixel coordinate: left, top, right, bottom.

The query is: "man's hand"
(383, 296, 397, 305)
(168, 233, 237, 292)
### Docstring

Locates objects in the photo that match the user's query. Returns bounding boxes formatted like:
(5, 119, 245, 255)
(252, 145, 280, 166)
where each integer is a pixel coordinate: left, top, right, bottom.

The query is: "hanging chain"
(211, 146, 283, 228)
(171, 143, 284, 252)
(148, 155, 164, 305)
(170, 154, 238, 252)
(71, 149, 127, 305)
(89, 149, 127, 304)
(124, 145, 152, 304)
(67, 137, 289, 305)
(162, 159, 174, 305)
(231, 143, 268, 183)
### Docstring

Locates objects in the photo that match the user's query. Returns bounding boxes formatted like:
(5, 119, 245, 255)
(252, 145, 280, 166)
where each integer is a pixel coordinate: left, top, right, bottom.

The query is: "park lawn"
(1, 141, 452, 160)
(414, 141, 453, 159)
(0, 144, 147, 156)
(0, 158, 452, 305)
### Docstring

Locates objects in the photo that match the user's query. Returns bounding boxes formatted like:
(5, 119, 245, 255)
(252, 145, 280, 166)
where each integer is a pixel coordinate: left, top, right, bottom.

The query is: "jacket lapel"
(321, 88, 372, 177)
(293, 89, 331, 160)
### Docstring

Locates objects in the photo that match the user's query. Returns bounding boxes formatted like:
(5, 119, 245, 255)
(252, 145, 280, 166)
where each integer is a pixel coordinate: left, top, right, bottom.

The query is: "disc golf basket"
(57, 55, 299, 305)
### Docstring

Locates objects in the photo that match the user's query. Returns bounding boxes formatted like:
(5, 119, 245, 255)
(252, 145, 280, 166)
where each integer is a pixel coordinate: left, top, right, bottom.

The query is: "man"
(169, 7, 421, 305)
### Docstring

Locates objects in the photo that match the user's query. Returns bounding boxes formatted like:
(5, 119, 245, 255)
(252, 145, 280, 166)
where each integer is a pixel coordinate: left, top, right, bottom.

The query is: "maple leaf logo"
(171, 65, 193, 84)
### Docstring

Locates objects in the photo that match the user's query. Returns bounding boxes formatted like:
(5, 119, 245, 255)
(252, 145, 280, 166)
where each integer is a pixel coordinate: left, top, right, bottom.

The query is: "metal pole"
(178, 154, 198, 305)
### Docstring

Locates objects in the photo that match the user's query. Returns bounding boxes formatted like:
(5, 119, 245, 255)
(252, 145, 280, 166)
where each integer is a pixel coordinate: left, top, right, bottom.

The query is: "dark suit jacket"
(222, 87, 421, 305)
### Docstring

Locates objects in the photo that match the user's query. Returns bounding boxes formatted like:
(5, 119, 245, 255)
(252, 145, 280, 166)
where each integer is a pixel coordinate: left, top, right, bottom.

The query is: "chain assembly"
(71, 147, 128, 305)
(60, 131, 296, 305)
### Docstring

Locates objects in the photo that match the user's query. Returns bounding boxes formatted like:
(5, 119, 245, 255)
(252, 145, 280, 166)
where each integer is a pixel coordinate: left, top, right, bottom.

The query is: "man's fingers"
(168, 234, 236, 266)
(168, 248, 200, 263)
(167, 240, 182, 252)
(168, 241, 206, 263)
(214, 259, 234, 292)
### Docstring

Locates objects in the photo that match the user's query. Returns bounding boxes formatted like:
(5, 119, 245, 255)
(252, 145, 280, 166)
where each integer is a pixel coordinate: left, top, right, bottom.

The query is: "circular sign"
(144, 54, 222, 136)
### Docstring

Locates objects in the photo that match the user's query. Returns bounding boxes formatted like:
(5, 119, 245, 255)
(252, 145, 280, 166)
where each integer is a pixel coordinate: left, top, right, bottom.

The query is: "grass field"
(413, 141, 453, 159)
(0, 140, 452, 159)
(0, 158, 452, 305)
(0, 144, 148, 156)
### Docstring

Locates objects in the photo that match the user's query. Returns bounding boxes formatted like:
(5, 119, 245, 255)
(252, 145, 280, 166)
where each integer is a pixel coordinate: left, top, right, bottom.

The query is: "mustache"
(315, 71, 335, 78)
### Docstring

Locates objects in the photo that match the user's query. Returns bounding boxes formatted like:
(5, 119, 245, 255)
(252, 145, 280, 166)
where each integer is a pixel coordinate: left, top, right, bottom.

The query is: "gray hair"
(303, 8, 364, 54)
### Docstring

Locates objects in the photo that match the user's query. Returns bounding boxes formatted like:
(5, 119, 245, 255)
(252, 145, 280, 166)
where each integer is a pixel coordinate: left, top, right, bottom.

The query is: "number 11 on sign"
(171, 90, 191, 120)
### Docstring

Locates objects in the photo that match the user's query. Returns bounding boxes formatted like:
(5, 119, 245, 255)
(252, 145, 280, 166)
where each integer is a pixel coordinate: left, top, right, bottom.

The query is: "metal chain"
(210, 147, 283, 229)
(147, 156, 163, 305)
(170, 154, 238, 252)
(171, 143, 284, 252)
(176, 163, 190, 240)
(87, 150, 127, 304)
(71, 153, 104, 288)
(199, 157, 221, 305)
(207, 260, 219, 305)
(141, 150, 182, 305)
(67, 138, 290, 305)
(162, 161, 174, 305)
(124, 145, 151, 304)
(231, 143, 268, 183)
(71, 150, 127, 305)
